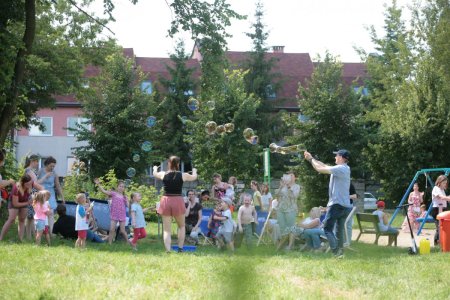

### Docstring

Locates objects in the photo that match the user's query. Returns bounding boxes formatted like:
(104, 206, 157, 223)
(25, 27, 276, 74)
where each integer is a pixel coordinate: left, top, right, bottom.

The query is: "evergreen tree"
(73, 52, 158, 179)
(285, 52, 365, 209)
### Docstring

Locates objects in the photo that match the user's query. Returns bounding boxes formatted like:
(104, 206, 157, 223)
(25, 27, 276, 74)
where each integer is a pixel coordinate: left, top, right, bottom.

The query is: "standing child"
(129, 192, 149, 250)
(214, 198, 235, 251)
(251, 180, 262, 211)
(75, 193, 92, 249)
(207, 202, 222, 242)
(237, 193, 257, 248)
(94, 179, 130, 245)
(33, 190, 51, 245)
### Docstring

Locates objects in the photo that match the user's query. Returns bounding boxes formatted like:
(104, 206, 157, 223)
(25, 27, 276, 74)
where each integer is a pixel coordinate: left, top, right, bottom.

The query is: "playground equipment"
(389, 168, 450, 236)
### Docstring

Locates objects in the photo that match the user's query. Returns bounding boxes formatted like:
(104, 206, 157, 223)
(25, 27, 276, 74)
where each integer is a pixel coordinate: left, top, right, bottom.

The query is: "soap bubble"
(146, 116, 156, 128)
(141, 141, 152, 152)
(187, 97, 199, 111)
(132, 153, 140, 162)
(205, 121, 217, 135)
(124, 179, 132, 187)
(246, 135, 259, 145)
(216, 125, 226, 135)
(205, 100, 215, 111)
(126, 167, 136, 178)
(243, 128, 254, 139)
(224, 123, 234, 133)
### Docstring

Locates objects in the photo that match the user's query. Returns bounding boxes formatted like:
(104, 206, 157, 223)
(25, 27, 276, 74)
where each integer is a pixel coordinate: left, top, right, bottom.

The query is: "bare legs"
(162, 214, 186, 252)
(0, 209, 19, 241)
(108, 220, 129, 245)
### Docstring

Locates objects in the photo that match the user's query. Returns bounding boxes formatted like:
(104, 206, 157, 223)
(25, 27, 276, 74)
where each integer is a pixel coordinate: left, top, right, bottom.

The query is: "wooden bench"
(355, 213, 398, 246)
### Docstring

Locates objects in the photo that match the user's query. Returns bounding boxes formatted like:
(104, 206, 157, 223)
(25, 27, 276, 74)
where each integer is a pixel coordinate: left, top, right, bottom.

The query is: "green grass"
(0, 220, 448, 300)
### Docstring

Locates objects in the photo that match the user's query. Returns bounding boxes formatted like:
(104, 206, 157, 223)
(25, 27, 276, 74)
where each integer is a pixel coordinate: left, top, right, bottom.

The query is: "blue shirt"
(327, 164, 351, 208)
(131, 203, 146, 228)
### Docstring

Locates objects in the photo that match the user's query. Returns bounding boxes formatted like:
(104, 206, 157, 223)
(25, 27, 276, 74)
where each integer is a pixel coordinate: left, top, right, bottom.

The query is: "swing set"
(389, 168, 450, 236)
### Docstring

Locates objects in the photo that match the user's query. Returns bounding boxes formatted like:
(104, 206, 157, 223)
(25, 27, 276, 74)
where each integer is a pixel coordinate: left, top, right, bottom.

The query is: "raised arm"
(304, 151, 331, 174)
(94, 178, 112, 197)
(0, 178, 15, 189)
(152, 166, 165, 181)
(182, 168, 198, 182)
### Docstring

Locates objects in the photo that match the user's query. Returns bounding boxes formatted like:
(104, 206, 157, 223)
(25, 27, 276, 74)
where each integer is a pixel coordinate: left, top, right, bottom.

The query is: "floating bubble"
(269, 143, 279, 153)
(141, 141, 152, 152)
(124, 179, 132, 187)
(126, 167, 136, 178)
(216, 125, 226, 135)
(249, 135, 259, 145)
(146, 116, 156, 128)
(243, 128, 254, 139)
(132, 153, 140, 162)
(224, 123, 234, 133)
(187, 97, 199, 111)
(205, 100, 215, 111)
(181, 116, 188, 124)
(205, 121, 217, 135)
(268, 143, 306, 154)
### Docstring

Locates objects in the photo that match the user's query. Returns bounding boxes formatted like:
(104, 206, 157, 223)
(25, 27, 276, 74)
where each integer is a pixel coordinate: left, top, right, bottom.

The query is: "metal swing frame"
(389, 168, 450, 236)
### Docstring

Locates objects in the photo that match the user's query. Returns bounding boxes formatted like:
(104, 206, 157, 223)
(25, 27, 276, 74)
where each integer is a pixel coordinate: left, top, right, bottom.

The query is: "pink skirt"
(157, 195, 186, 217)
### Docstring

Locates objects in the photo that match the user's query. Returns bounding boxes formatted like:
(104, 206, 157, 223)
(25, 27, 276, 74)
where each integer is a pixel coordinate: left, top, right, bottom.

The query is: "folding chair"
(198, 208, 215, 246)
(256, 210, 273, 246)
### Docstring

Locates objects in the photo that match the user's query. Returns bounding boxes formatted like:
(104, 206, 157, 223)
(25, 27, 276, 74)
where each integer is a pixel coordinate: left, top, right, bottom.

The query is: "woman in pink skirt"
(153, 156, 197, 252)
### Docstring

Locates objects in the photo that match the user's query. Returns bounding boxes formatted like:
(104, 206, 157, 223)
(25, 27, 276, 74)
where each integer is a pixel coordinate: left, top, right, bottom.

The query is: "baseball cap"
(377, 201, 385, 208)
(333, 149, 350, 160)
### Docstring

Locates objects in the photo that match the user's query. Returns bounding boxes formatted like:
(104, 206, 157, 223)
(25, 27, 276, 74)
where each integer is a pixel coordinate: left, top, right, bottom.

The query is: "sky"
(93, 0, 411, 62)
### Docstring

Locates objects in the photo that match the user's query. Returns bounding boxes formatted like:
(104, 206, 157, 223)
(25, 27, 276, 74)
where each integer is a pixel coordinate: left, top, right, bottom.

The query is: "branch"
(64, 0, 115, 35)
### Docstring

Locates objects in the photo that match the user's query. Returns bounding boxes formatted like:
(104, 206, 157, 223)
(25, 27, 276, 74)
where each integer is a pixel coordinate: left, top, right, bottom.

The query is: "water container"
(419, 238, 430, 255)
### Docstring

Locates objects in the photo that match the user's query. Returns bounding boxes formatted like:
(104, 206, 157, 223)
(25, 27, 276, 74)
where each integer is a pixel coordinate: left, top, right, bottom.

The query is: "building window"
(141, 80, 153, 95)
(265, 85, 277, 100)
(353, 86, 369, 96)
(298, 113, 310, 123)
(29, 117, 53, 136)
(67, 117, 91, 136)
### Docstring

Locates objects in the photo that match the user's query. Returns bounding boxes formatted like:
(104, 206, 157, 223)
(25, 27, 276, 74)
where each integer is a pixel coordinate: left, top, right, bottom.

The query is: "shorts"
(27, 204, 35, 219)
(217, 231, 233, 244)
(35, 219, 45, 231)
(77, 230, 87, 239)
(157, 195, 186, 217)
(8, 200, 28, 210)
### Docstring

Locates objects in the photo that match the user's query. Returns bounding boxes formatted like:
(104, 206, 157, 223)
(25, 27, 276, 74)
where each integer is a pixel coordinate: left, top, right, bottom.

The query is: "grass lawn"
(0, 219, 448, 300)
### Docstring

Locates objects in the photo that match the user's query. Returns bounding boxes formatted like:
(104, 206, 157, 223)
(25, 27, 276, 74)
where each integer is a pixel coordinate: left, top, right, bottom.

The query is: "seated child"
(214, 198, 234, 251)
(237, 193, 257, 248)
(373, 201, 399, 246)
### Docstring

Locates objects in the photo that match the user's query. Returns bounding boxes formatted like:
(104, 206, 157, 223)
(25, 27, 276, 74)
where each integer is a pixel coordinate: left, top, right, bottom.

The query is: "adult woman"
(431, 175, 450, 245)
(276, 172, 300, 251)
(184, 190, 203, 245)
(37, 156, 65, 234)
(251, 180, 262, 210)
(0, 174, 43, 241)
(260, 183, 273, 212)
(402, 183, 424, 233)
(0, 149, 15, 208)
(24, 154, 40, 240)
(153, 156, 197, 252)
(211, 173, 228, 200)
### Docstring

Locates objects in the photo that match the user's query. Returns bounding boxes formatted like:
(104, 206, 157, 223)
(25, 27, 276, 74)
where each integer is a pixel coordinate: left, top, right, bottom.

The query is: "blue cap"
(333, 149, 350, 159)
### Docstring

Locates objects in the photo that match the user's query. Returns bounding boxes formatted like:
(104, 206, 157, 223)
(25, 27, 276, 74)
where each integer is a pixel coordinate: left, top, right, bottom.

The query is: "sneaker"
(177, 247, 184, 253)
(334, 248, 344, 259)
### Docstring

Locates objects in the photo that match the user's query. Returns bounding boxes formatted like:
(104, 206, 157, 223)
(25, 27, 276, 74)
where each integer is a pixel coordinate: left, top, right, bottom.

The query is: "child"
(251, 180, 262, 210)
(33, 190, 51, 245)
(300, 207, 325, 252)
(129, 192, 149, 250)
(237, 193, 257, 248)
(225, 176, 237, 203)
(372, 201, 399, 246)
(207, 202, 222, 242)
(94, 178, 130, 245)
(75, 193, 93, 249)
(214, 198, 235, 251)
(419, 204, 428, 219)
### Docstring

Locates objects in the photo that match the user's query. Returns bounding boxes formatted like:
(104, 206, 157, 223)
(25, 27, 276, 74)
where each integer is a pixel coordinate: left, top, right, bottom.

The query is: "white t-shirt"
(220, 209, 234, 233)
(225, 186, 235, 201)
(261, 192, 272, 210)
(373, 210, 388, 232)
(432, 186, 447, 207)
(75, 204, 89, 231)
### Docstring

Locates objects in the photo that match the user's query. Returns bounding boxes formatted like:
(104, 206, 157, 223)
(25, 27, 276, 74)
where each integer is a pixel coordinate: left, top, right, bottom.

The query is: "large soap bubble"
(216, 125, 226, 135)
(246, 135, 259, 145)
(243, 128, 254, 139)
(187, 97, 199, 111)
(146, 116, 156, 128)
(132, 153, 140, 162)
(126, 167, 136, 178)
(124, 179, 132, 187)
(141, 141, 152, 152)
(205, 121, 217, 135)
(205, 100, 215, 111)
(224, 123, 234, 133)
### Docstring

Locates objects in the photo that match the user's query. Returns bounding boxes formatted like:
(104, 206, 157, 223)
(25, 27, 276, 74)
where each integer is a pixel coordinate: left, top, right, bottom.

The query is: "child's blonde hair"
(76, 193, 86, 204)
(130, 192, 140, 203)
(33, 190, 49, 206)
(309, 207, 321, 219)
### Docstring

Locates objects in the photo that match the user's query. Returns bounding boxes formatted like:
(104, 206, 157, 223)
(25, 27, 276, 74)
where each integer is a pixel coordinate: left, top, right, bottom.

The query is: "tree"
(0, 0, 243, 149)
(285, 52, 365, 209)
(185, 69, 262, 183)
(243, 0, 286, 176)
(73, 52, 158, 179)
(151, 41, 197, 162)
(360, 0, 450, 203)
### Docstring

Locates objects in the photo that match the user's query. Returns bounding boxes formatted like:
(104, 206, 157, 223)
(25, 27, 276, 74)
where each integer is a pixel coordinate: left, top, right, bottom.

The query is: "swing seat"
(416, 216, 434, 223)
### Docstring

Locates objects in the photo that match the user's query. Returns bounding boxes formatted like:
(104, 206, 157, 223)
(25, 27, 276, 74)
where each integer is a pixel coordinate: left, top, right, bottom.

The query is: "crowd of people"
(1, 149, 450, 256)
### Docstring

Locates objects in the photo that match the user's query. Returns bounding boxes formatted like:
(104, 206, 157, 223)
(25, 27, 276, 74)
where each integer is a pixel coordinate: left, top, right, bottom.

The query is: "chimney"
(272, 46, 285, 53)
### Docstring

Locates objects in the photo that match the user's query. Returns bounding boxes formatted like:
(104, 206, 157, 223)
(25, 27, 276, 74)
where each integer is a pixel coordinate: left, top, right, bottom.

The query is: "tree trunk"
(0, 0, 36, 147)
